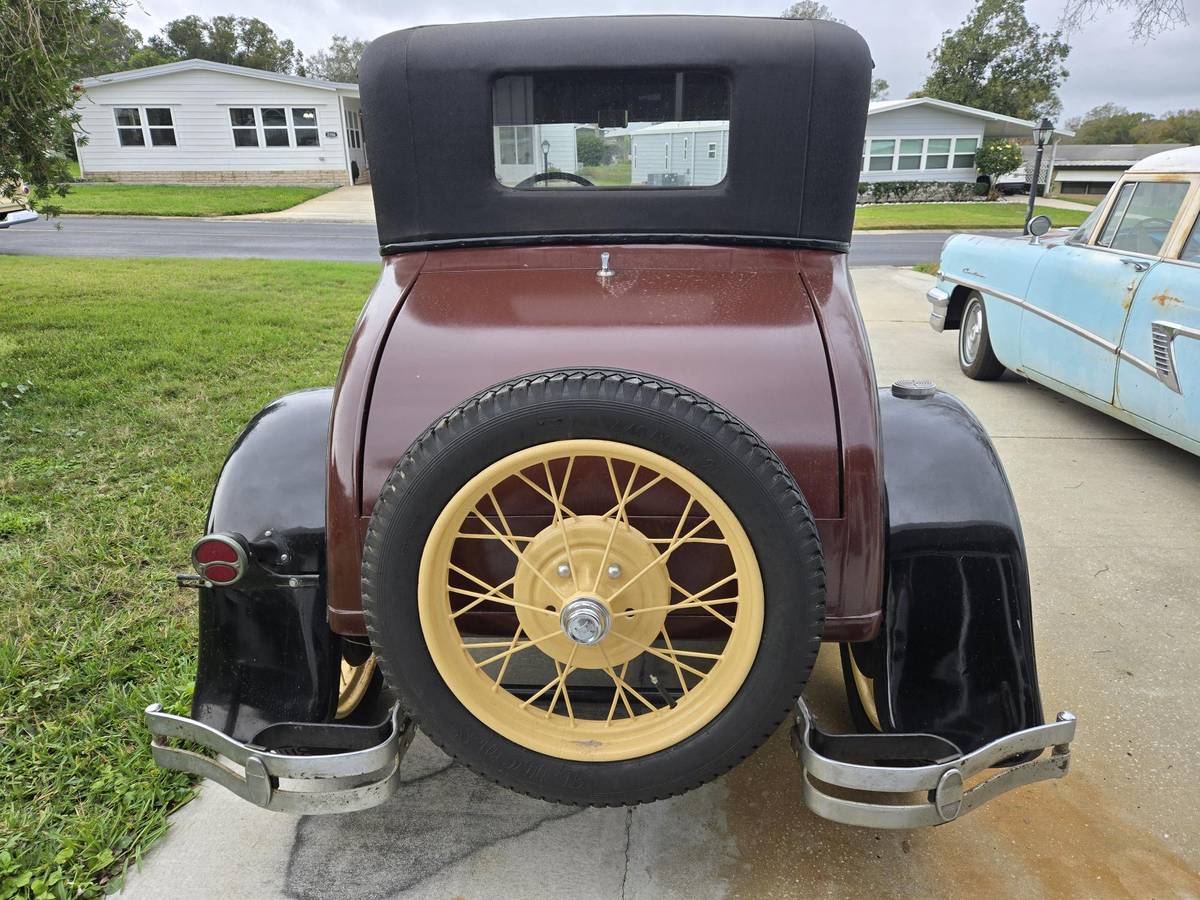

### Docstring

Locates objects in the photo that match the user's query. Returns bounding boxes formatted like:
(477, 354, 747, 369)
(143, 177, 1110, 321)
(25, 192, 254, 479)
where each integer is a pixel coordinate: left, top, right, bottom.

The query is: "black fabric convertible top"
(359, 16, 873, 255)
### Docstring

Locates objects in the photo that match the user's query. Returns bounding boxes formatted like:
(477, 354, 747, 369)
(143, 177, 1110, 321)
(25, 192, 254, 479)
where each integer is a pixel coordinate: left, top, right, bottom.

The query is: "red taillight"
(194, 541, 239, 564)
(191, 534, 247, 586)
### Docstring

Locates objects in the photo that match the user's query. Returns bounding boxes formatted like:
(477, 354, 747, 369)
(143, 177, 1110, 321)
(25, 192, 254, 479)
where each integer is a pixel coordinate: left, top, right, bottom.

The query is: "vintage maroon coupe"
(147, 16, 1075, 827)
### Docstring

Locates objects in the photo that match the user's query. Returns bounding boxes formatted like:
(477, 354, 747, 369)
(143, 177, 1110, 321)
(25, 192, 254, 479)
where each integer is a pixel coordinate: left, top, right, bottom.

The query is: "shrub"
(856, 180, 992, 204)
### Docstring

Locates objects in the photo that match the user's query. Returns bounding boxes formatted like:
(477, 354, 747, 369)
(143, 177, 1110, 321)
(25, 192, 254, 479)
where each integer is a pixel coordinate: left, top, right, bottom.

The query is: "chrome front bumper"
(792, 698, 1076, 828)
(0, 208, 38, 228)
(146, 702, 413, 814)
(926, 285, 951, 333)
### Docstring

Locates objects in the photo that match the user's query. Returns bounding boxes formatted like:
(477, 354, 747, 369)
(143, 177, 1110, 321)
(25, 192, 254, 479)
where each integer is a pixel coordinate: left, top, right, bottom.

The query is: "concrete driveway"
(238, 183, 376, 223)
(118, 267, 1200, 900)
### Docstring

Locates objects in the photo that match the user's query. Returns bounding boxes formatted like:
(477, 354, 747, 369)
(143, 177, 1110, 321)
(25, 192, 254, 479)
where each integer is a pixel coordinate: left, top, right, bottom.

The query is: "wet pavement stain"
(721, 722, 1200, 899)
(285, 755, 580, 900)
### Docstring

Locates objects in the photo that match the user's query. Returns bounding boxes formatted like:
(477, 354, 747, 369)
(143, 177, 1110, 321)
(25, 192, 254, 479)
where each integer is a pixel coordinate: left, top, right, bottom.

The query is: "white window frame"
(113, 106, 177, 148)
(682, 137, 689, 160)
(228, 106, 321, 149)
(707, 141, 718, 160)
(860, 134, 984, 173)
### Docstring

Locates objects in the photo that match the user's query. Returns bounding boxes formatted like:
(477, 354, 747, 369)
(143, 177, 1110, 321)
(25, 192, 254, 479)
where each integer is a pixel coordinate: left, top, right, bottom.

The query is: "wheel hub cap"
(560, 597, 611, 645)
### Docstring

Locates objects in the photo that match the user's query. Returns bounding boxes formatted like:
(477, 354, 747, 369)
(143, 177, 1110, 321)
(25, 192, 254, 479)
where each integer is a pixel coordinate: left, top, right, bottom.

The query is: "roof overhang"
(868, 97, 1074, 140)
(79, 59, 358, 95)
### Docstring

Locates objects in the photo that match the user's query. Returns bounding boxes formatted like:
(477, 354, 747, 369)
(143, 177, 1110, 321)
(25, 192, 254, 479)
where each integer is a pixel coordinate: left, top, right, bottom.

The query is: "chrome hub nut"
(560, 597, 612, 646)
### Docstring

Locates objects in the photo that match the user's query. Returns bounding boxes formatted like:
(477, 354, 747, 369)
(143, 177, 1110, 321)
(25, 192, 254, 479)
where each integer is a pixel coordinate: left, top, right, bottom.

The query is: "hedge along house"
(623, 97, 1071, 188)
(74, 60, 367, 186)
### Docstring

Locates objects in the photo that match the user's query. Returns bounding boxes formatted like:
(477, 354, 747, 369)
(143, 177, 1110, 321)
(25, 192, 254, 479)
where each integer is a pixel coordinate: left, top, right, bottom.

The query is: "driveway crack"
(620, 807, 634, 899)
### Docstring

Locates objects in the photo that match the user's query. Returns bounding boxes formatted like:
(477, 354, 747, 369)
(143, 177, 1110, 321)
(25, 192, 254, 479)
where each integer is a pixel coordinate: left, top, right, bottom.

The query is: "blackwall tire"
(958, 292, 1006, 381)
(361, 370, 825, 806)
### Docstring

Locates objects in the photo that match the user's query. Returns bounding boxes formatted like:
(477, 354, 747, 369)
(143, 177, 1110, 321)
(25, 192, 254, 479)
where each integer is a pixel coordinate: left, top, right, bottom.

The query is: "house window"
(925, 138, 951, 169)
(293, 108, 319, 146)
(953, 137, 978, 168)
(707, 142, 718, 159)
(897, 139, 923, 170)
(229, 107, 322, 149)
(497, 126, 534, 165)
(868, 139, 895, 171)
(230, 108, 259, 147)
(664, 142, 671, 167)
(344, 109, 362, 149)
(115, 107, 176, 147)
(683, 137, 689, 160)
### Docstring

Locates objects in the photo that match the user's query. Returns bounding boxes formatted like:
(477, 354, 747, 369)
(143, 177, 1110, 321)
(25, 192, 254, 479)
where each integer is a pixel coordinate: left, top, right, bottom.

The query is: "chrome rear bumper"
(145, 702, 413, 814)
(792, 698, 1076, 828)
(0, 208, 38, 228)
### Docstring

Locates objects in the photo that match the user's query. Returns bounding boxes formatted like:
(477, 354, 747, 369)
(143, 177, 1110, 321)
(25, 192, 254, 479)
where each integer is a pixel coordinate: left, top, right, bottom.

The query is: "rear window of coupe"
(492, 69, 731, 190)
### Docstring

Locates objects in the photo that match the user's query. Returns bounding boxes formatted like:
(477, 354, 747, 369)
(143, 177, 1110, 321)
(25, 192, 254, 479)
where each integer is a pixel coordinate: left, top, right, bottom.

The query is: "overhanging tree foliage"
(303, 34, 367, 82)
(146, 15, 298, 73)
(918, 0, 1071, 120)
(1, 0, 118, 214)
(1060, 0, 1188, 39)
(780, 1, 843, 22)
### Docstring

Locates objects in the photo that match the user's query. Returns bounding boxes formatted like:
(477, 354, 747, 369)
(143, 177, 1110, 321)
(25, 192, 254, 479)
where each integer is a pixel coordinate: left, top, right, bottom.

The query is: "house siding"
(630, 125, 728, 186)
(861, 106, 985, 183)
(75, 68, 351, 184)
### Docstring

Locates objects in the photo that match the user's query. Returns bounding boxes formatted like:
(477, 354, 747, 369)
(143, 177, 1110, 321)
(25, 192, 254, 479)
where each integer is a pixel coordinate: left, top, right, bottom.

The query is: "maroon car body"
(326, 245, 885, 643)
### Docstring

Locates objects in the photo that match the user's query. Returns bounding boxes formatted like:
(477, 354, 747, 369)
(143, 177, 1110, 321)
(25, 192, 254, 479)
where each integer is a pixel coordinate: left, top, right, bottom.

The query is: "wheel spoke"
(448, 575, 516, 619)
(546, 646, 578, 720)
(598, 473, 665, 521)
(544, 457, 579, 591)
(660, 628, 690, 695)
(515, 471, 578, 518)
(469, 508, 567, 600)
(473, 630, 559, 669)
(605, 508, 710, 607)
(592, 461, 640, 592)
(604, 656, 634, 723)
(448, 584, 559, 617)
(492, 624, 523, 689)
(605, 629, 710, 680)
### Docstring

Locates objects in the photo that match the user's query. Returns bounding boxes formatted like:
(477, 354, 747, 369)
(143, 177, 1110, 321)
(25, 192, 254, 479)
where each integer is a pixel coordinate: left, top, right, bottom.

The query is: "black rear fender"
(190, 388, 338, 742)
(850, 386, 1043, 753)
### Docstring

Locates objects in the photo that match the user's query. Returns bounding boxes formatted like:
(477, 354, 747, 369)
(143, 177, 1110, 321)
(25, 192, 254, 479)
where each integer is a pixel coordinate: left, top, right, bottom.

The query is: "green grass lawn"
(912, 262, 939, 275)
(0, 257, 378, 898)
(52, 184, 332, 217)
(578, 161, 633, 186)
(854, 202, 1088, 230)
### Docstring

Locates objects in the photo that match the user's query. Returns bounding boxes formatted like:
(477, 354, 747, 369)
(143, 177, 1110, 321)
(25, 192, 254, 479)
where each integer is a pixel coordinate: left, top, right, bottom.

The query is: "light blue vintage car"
(927, 145, 1200, 456)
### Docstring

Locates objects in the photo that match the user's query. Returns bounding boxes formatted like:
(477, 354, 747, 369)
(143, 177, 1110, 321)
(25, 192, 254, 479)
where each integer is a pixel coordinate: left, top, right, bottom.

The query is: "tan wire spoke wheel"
(335, 655, 378, 719)
(361, 371, 824, 805)
(418, 439, 764, 762)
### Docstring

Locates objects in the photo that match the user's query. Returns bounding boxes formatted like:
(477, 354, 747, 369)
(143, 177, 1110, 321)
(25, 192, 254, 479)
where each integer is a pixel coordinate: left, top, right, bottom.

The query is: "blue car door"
(1019, 180, 1191, 402)
(1115, 186, 1200, 451)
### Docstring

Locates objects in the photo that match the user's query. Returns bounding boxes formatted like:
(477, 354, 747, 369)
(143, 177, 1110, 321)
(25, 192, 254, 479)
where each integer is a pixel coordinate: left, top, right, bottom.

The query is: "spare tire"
(362, 370, 825, 806)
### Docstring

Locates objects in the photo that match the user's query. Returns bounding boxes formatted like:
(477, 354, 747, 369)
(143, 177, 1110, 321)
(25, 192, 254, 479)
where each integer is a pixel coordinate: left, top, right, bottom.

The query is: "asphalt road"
(2, 215, 965, 266)
(117, 267, 1200, 900)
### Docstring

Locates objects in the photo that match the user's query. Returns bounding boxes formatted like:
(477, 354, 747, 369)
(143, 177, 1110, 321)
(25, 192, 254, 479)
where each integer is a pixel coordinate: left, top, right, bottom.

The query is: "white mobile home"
(626, 99, 1073, 188)
(75, 60, 366, 186)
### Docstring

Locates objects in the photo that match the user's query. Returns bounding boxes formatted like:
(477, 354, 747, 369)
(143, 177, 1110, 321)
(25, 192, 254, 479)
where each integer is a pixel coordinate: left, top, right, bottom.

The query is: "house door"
(344, 106, 367, 182)
(494, 125, 537, 186)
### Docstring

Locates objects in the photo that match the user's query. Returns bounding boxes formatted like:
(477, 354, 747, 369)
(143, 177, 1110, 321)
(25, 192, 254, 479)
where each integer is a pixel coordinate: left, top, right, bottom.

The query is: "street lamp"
(541, 139, 551, 175)
(1024, 117, 1054, 234)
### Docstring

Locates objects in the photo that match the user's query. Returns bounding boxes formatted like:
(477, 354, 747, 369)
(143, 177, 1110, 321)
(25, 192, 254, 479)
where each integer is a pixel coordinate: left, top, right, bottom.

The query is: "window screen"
(492, 70, 730, 189)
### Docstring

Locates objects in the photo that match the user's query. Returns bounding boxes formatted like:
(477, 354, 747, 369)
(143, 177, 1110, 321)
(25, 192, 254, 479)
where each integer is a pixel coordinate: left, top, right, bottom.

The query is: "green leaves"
(919, 0, 1071, 121)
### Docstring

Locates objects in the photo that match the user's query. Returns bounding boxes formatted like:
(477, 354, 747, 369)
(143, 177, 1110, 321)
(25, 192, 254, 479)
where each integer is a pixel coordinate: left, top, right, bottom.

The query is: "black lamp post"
(1024, 117, 1055, 234)
(541, 139, 551, 175)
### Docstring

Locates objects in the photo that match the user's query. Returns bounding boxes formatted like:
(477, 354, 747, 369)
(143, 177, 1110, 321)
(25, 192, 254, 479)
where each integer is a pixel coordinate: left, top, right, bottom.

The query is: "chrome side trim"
(940, 274, 1119, 353)
(145, 703, 413, 814)
(0, 208, 38, 228)
(793, 698, 1076, 829)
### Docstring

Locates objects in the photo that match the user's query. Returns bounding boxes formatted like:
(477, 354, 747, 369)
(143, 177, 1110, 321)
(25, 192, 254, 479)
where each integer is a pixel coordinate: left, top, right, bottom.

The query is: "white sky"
(121, 0, 1198, 122)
